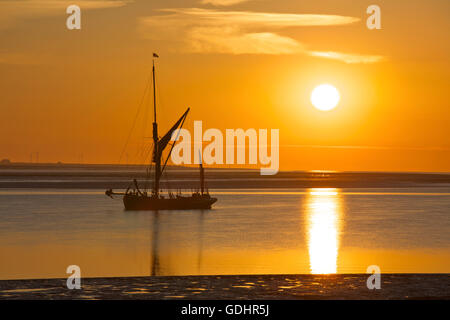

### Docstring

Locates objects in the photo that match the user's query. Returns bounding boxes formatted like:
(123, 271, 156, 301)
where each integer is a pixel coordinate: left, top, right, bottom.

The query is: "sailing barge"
(105, 55, 217, 210)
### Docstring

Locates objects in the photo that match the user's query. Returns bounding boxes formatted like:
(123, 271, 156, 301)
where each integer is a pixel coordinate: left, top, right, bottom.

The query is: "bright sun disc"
(311, 84, 340, 111)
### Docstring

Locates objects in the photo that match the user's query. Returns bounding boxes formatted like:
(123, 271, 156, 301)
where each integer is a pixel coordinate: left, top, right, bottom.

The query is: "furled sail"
(157, 107, 190, 156)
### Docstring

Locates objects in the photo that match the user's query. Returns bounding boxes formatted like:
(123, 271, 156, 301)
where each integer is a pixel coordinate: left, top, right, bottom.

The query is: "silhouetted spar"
(105, 54, 217, 210)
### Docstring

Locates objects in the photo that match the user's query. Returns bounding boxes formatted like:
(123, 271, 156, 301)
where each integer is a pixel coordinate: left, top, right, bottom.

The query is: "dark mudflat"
(0, 274, 449, 300)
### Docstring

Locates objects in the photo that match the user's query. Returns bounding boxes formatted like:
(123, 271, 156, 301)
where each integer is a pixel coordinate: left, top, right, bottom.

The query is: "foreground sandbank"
(0, 274, 449, 300)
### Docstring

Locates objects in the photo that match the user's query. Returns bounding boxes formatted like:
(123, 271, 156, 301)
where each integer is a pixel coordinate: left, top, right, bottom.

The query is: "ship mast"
(150, 53, 190, 198)
(152, 55, 161, 197)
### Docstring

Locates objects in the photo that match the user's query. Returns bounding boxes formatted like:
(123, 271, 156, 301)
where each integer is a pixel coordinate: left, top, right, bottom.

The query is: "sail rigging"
(157, 108, 190, 157)
(150, 56, 189, 196)
(105, 54, 217, 210)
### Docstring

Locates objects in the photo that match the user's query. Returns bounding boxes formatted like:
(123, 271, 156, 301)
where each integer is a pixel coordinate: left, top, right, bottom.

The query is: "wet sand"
(0, 274, 449, 300)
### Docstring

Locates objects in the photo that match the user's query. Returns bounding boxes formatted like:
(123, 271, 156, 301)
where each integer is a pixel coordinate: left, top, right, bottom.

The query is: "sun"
(311, 84, 340, 111)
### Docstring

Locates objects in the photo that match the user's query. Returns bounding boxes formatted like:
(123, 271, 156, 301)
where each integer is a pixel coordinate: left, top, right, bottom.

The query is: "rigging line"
(143, 141, 155, 191)
(156, 79, 165, 125)
(137, 82, 153, 162)
(141, 141, 154, 166)
(132, 141, 153, 192)
(133, 141, 153, 192)
(163, 168, 172, 193)
(134, 138, 151, 166)
(118, 75, 152, 164)
(133, 134, 150, 165)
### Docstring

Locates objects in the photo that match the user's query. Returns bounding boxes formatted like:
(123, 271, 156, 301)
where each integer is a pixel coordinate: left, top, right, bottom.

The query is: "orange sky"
(0, 0, 449, 172)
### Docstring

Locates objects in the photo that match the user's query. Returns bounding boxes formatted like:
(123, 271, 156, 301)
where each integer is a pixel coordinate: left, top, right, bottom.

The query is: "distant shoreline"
(1, 162, 450, 174)
(0, 274, 449, 300)
(0, 163, 449, 189)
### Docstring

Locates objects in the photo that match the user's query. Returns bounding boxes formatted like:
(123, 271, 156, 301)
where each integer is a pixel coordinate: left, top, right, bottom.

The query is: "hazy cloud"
(0, 0, 130, 29)
(0, 0, 132, 64)
(309, 51, 385, 64)
(188, 27, 304, 54)
(140, 8, 370, 58)
(153, 8, 360, 28)
(200, 0, 251, 6)
(284, 145, 450, 152)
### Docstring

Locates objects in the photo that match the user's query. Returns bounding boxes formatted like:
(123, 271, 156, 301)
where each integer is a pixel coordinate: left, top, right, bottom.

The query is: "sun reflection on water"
(305, 188, 343, 274)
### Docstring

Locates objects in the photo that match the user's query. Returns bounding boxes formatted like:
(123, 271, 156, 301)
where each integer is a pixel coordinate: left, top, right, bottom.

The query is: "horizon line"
(1, 161, 449, 175)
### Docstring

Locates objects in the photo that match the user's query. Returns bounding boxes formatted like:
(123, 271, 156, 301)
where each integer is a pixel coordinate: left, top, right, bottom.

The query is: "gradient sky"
(0, 0, 449, 172)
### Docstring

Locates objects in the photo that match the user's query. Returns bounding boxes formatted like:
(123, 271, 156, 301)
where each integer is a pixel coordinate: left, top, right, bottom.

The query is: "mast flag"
(153, 53, 159, 58)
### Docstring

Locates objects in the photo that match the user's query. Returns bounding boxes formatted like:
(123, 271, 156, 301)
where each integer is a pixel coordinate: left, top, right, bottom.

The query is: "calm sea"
(0, 188, 449, 279)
